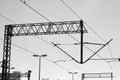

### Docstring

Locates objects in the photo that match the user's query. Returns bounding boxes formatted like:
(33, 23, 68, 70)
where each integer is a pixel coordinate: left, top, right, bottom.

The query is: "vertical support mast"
(80, 20, 83, 64)
(2, 25, 13, 80)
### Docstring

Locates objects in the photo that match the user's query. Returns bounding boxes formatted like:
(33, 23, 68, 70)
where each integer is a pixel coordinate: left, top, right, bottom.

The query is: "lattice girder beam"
(11, 20, 87, 36)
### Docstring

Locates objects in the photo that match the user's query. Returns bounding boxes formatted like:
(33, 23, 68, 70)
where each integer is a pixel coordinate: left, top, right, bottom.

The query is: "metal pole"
(72, 73, 74, 80)
(111, 73, 113, 80)
(81, 74, 84, 80)
(39, 57, 41, 80)
(69, 72, 77, 80)
(33, 54, 47, 80)
(80, 20, 83, 64)
(28, 70, 32, 80)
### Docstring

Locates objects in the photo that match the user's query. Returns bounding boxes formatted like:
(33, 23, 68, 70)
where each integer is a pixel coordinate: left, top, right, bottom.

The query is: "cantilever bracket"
(51, 39, 113, 64)
(83, 39, 113, 63)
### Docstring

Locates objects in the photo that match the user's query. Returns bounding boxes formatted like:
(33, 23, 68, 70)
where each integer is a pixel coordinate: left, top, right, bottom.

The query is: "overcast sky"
(0, 0, 120, 80)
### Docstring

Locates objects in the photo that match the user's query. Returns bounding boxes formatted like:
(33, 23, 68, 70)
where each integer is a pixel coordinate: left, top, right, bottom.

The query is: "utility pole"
(33, 54, 47, 80)
(28, 70, 32, 80)
(69, 72, 77, 80)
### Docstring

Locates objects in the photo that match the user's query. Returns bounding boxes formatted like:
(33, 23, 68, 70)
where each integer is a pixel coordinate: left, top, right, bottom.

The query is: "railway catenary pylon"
(1, 20, 111, 80)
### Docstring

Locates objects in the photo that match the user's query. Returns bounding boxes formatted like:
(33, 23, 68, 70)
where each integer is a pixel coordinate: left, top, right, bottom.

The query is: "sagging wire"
(13, 0, 118, 75)
(0, 14, 16, 24)
(0, 37, 75, 73)
(18, 0, 83, 65)
(0, 2, 83, 74)
(0, 12, 74, 74)
(60, 0, 106, 43)
(19, 0, 51, 22)
(60, 0, 116, 62)
(60, 1, 120, 79)
(59, 0, 118, 62)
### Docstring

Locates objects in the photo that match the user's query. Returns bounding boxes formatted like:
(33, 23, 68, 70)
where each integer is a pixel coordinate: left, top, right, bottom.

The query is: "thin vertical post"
(28, 70, 32, 80)
(111, 73, 113, 80)
(39, 57, 41, 80)
(80, 20, 83, 64)
(72, 73, 74, 80)
(81, 74, 84, 80)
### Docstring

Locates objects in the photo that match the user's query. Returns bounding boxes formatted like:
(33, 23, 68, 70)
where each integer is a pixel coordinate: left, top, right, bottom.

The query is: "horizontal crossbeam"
(10, 20, 87, 36)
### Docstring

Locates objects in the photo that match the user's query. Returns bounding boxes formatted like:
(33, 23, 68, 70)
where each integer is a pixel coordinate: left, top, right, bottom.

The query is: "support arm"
(51, 42, 80, 63)
(83, 39, 113, 63)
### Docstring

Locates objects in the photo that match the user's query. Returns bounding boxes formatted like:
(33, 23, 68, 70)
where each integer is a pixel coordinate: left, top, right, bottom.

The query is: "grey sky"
(0, 0, 120, 80)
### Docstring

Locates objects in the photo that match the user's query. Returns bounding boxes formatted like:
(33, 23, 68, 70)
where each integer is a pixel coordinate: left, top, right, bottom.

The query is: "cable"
(106, 44, 120, 77)
(59, 0, 118, 66)
(44, 58, 81, 78)
(18, 0, 73, 59)
(0, 14, 15, 24)
(67, 34, 106, 60)
(0, 37, 74, 73)
(108, 62, 120, 79)
(0, 3, 83, 73)
(44, 58, 70, 72)
(19, 0, 51, 22)
(60, 0, 107, 43)
(66, 33, 117, 75)
(0, 0, 114, 77)
(1, 36, 81, 74)
(0, 13, 71, 73)
(60, 0, 108, 59)
(60, 0, 82, 20)
(35, 36, 53, 47)
(4, 0, 115, 74)
(84, 23, 106, 43)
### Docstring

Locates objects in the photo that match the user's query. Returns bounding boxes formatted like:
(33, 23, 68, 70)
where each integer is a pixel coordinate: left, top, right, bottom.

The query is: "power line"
(60, 0, 107, 43)
(2, 0, 115, 65)
(0, 37, 73, 73)
(0, 14, 15, 24)
(67, 34, 106, 61)
(0, 13, 73, 74)
(0, 36, 81, 74)
(0, 4, 83, 73)
(60, 0, 82, 20)
(2, 0, 117, 74)
(19, 0, 51, 22)
(1, 1, 118, 79)
(44, 58, 70, 72)
(59, 0, 110, 60)
(18, 0, 83, 62)
(60, 1, 120, 77)
(59, 1, 118, 74)
(0, 37, 74, 73)
(66, 34, 117, 75)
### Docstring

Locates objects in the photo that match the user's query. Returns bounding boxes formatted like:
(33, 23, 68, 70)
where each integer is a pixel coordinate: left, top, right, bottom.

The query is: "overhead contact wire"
(0, 14, 15, 24)
(19, 0, 51, 22)
(0, 13, 72, 73)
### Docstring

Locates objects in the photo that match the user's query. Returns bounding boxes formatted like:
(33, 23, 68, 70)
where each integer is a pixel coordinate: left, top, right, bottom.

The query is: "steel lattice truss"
(12, 20, 87, 36)
(2, 20, 87, 80)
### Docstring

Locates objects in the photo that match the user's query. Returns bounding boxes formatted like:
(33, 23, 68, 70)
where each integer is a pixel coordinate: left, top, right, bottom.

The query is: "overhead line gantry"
(2, 19, 113, 80)
(2, 20, 87, 80)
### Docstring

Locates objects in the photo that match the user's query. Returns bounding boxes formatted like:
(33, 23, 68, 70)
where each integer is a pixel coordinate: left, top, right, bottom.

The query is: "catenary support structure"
(2, 20, 87, 80)
(2, 20, 113, 80)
